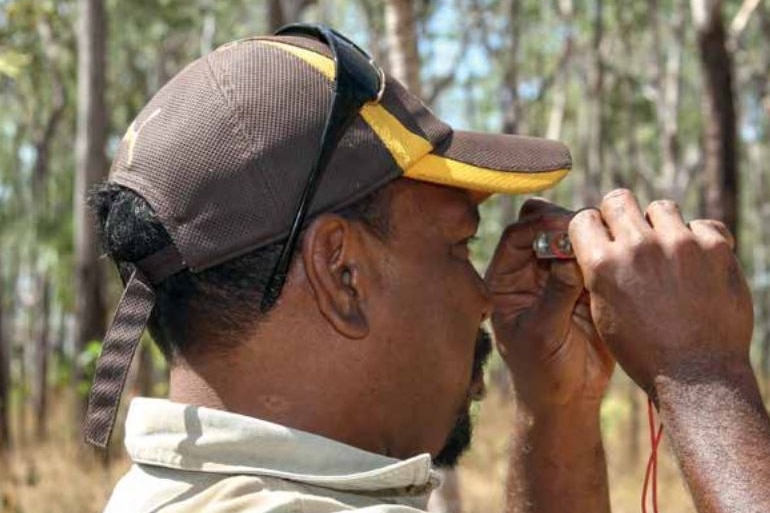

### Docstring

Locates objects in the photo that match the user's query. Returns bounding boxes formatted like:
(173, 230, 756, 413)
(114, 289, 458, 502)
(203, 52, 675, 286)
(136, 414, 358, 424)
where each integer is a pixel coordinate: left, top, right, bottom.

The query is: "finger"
(530, 260, 585, 344)
(600, 189, 651, 241)
(689, 219, 736, 252)
(645, 199, 688, 236)
(519, 197, 574, 220)
(568, 208, 611, 267)
(486, 216, 571, 279)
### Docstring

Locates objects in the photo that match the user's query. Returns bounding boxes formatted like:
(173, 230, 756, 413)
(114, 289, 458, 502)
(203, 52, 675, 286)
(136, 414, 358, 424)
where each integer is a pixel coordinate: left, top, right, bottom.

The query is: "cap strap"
(135, 244, 185, 284)
(83, 268, 155, 448)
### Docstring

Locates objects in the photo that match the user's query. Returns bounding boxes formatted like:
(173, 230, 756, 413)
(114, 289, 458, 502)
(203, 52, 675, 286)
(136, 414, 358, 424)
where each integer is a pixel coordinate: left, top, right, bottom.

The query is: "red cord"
(642, 397, 664, 513)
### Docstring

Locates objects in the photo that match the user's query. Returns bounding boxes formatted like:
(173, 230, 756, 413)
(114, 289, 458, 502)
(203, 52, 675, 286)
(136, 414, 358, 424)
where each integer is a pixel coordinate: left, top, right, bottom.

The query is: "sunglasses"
(260, 24, 386, 312)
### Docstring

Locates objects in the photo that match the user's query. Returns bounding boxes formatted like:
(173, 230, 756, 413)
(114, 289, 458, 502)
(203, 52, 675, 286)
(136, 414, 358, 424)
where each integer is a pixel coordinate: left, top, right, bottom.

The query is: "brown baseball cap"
(84, 30, 572, 448)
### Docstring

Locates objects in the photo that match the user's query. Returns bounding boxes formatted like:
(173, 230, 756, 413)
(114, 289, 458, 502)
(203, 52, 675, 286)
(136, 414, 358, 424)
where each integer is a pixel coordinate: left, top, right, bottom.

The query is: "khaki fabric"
(104, 399, 440, 513)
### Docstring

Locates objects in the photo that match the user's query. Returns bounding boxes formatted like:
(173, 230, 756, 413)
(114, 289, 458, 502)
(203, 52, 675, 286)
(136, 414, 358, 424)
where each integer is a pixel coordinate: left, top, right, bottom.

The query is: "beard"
(432, 327, 492, 468)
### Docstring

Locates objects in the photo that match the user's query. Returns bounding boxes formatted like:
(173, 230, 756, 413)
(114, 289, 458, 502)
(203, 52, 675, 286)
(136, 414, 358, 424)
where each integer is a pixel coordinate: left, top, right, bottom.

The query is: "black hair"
(88, 182, 393, 363)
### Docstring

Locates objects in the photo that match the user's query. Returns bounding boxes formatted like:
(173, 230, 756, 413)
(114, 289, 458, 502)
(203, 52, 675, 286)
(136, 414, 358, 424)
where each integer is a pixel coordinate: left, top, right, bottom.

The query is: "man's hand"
(568, 189, 753, 393)
(485, 198, 614, 412)
(486, 198, 612, 513)
(569, 189, 770, 513)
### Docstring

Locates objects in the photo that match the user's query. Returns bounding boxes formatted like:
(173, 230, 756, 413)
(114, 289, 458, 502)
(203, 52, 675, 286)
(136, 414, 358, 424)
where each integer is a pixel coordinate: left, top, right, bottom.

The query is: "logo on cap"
(122, 108, 162, 168)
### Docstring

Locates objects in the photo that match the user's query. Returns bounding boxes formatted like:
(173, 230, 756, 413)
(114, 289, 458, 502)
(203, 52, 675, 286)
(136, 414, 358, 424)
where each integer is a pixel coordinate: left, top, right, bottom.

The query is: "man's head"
(91, 175, 491, 465)
(84, 25, 571, 465)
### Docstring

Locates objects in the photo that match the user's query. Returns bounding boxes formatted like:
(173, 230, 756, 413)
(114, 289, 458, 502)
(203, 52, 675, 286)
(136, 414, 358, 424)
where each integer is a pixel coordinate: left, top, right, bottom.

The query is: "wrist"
(515, 387, 604, 421)
(516, 399, 603, 456)
(654, 356, 762, 415)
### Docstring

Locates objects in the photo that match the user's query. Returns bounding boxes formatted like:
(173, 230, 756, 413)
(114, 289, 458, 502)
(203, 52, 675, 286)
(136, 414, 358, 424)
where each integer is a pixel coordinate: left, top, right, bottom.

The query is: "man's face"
(433, 328, 492, 467)
(363, 179, 493, 465)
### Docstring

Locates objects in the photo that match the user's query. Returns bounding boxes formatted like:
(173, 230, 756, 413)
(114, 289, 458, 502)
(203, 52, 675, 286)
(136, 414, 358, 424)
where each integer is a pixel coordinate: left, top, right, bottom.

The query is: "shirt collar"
(124, 398, 441, 494)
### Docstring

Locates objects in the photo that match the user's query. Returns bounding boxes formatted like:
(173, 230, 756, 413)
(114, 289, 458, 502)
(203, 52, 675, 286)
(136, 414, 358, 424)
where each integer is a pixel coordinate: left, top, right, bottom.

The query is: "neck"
(167, 343, 390, 457)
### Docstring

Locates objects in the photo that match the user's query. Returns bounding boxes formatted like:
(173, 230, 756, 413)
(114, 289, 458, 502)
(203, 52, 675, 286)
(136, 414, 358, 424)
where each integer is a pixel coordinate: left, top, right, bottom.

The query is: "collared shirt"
(104, 398, 441, 512)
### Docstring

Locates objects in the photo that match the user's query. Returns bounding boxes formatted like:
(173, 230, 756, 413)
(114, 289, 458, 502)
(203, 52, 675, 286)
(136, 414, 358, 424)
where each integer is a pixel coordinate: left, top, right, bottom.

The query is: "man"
(86, 26, 770, 513)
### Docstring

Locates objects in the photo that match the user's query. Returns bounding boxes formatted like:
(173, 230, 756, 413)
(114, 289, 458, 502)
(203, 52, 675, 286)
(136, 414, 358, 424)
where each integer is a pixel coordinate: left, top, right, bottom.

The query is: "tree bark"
(583, 0, 605, 205)
(0, 255, 10, 453)
(385, 0, 422, 96)
(690, 0, 739, 241)
(747, 141, 770, 394)
(545, 0, 574, 142)
(34, 274, 51, 441)
(33, 16, 66, 202)
(755, 0, 770, 393)
(500, 0, 521, 135)
(200, 0, 216, 56)
(74, 0, 108, 428)
(268, 0, 316, 33)
(136, 342, 155, 397)
(650, 0, 686, 200)
(360, 0, 388, 68)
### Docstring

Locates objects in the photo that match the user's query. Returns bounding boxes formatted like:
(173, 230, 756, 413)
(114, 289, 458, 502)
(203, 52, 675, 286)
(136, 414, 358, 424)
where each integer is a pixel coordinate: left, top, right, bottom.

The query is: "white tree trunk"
(385, 0, 422, 96)
(74, 0, 107, 426)
(0, 255, 9, 453)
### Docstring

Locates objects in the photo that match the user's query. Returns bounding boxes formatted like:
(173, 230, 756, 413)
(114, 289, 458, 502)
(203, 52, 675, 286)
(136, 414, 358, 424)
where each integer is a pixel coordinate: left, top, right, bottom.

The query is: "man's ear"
(301, 214, 370, 339)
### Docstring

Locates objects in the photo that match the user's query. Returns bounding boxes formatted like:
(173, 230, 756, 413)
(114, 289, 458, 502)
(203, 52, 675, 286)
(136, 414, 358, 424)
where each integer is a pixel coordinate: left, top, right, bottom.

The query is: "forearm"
(505, 402, 611, 513)
(656, 360, 770, 513)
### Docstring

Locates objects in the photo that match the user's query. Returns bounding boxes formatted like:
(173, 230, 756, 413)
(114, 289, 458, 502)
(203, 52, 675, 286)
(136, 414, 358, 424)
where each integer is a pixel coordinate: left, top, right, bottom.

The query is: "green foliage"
(0, 49, 31, 78)
(75, 340, 103, 397)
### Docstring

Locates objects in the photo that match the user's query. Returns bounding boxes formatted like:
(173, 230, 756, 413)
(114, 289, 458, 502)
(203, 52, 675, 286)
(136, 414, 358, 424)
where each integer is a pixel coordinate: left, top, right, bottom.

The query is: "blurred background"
(0, 0, 768, 512)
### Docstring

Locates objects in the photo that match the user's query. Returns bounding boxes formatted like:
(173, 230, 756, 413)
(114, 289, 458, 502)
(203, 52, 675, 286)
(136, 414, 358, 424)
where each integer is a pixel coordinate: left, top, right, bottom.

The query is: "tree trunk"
(199, 0, 216, 56)
(749, 143, 770, 394)
(583, 0, 604, 205)
(34, 274, 51, 441)
(74, 0, 108, 429)
(756, 1, 770, 394)
(17, 310, 28, 448)
(545, 0, 574, 142)
(385, 0, 422, 96)
(626, 378, 642, 464)
(500, 0, 521, 135)
(361, 0, 388, 71)
(267, 0, 316, 33)
(0, 255, 10, 453)
(691, 0, 739, 241)
(34, 16, 66, 202)
(650, 0, 686, 200)
(136, 342, 155, 397)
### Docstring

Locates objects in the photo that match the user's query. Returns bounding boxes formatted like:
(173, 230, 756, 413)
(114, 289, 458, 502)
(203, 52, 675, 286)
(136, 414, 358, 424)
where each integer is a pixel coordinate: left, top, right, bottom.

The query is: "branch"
(424, 1, 473, 106)
(32, 16, 67, 200)
(533, 35, 573, 103)
(729, 0, 762, 43)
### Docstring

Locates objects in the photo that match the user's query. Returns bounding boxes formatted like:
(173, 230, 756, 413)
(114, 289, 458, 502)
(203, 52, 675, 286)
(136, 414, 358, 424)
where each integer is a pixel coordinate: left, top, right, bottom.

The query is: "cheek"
(398, 259, 481, 389)
(371, 250, 484, 453)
